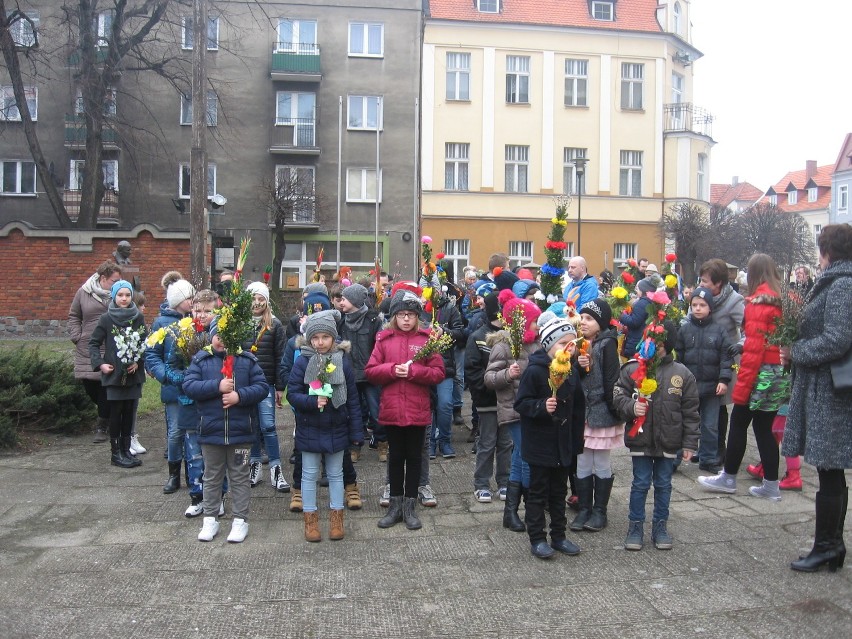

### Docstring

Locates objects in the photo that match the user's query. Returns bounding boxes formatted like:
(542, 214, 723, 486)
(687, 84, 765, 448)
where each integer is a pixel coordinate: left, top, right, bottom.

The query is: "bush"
(0, 346, 95, 448)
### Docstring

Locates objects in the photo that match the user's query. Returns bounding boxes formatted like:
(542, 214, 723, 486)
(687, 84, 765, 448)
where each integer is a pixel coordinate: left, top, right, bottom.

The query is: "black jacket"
(465, 322, 500, 409)
(340, 309, 382, 383)
(673, 316, 734, 397)
(242, 317, 286, 390)
(419, 297, 464, 379)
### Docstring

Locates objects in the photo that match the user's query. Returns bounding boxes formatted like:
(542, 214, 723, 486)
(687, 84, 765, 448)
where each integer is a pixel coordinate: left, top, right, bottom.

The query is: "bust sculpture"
(113, 240, 132, 265)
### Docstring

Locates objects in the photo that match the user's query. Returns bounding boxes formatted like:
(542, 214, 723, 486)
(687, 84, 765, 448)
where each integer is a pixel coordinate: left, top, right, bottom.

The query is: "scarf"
(344, 304, 370, 333)
(82, 272, 111, 305)
(301, 343, 347, 409)
(108, 300, 140, 327)
(713, 283, 734, 310)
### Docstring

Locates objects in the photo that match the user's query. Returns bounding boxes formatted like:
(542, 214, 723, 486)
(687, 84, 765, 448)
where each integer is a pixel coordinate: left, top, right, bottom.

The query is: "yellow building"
(421, 0, 714, 276)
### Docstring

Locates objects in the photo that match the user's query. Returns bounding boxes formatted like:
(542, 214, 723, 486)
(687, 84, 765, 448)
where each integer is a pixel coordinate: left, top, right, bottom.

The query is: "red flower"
(658, 310, 666, 320)
(654, 324, 665, 334)
(665, 253, 677, 263)
(220, 355, 234, 378)
(622, 272, 635, 285)
(436, 252, 445, 260)
(193, 318, 204, 333)
(545, 240, 567, 250)
(262, 272, 270, 284)
(627, 258, 637, 268)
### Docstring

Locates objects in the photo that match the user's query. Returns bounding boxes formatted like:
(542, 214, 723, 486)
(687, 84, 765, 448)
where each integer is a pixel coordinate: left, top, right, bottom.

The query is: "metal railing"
(63, 188, 119, 224)
(271, 118, 316, 148)
(663, 103, 714, 138)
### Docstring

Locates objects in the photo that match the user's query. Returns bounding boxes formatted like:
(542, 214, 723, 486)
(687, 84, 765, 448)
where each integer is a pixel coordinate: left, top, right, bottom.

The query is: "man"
(637, 258, 649, 278)
(113, 240, 132, 265)
(215, 269, 234, 298)
(793, 265, 813, 298)
(562, 257, 599, 309)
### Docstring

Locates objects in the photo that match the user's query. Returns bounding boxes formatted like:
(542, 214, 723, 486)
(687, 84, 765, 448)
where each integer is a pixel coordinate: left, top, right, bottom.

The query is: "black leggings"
(82, 379, 110, 419)
(108, 399, 137, 439)
(724, 404, 779, 480)
(818, 468, 848, 498)
(386, 425, 426, 499)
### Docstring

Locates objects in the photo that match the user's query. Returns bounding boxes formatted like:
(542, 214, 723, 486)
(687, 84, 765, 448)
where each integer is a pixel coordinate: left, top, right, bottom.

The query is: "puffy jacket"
(341, 308, 383, 383)
(673, 316, 734, 397)
(365, 326, 446, 427)
(144, 303, 186, 403)
(619, 296, 651, 357)
(577, 328, 622, 428)
(182, 348, 268, 446)
(287, 342, 363, 454)
(484, 331, 537, 425)
(242, 317, 286, 390)
(88, 310, 147, 390)
(277, 334, 300, 389)
(465, 323, 500, 409)
(732, 283, 782, 406)
(68, 274, 111, 381)
(563, 274, 600, 309)
(514, 348, 586, 467)
(613, 355, 700, 457)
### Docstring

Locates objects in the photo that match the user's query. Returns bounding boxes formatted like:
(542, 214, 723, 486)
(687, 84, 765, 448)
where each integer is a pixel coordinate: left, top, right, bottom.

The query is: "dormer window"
(769, 193, 777, 206)
(788, 190, 798, 205)
(592, 1, 614, 21)
(477, 0, 499, 14)
(808, 186, 817, 202)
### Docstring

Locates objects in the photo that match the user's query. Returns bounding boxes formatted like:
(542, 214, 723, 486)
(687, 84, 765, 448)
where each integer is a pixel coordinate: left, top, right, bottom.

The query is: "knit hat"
(342, 283, 368, 309)
(303, 282, 328, 298)
(502, 297, 542, 344)
(690, 286, 715, 312)
(304, 309, 340, 341)
(493, 267, 520, 292)
(484, 291, 502, 323)
(166, 279, 195, 309)
(110, 279, 133, 299)
(303, 291, 332, 315)
(579, 297, 613, 332)
(246, 281, 270, 303)
(475, 282, 497, 298)
(388, 290, 422, 317)
(636, 278, 656, 295)
(208, 317, 219, 338)
(538, 315, 577, 353)
(390, 280, 423, 298)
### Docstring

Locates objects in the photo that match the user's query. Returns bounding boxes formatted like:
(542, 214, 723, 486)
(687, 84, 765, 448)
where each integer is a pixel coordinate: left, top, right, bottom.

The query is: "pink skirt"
(584, 423, 625, 450)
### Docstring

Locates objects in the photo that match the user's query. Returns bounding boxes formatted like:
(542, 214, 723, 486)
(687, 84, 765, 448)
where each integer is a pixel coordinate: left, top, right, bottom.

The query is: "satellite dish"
(210, 194, 227, 208)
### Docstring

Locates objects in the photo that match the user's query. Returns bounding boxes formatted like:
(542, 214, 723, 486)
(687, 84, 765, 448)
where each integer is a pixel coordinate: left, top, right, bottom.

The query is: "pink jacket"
(365, 326, 446, 427)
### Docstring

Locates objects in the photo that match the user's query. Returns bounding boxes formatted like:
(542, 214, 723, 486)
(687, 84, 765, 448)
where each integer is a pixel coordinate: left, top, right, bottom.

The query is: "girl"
(287, 310, 363, 542)
(571, 298, 623, 533)
(88, 280, 146, 468)
(366, 291, 445, 530)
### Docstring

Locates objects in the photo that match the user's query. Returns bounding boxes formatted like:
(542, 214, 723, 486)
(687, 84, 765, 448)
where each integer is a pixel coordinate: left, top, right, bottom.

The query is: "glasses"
(396, 311, 418, 320)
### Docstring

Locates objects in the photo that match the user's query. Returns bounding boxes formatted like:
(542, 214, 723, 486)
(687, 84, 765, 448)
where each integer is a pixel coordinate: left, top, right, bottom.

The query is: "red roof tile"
(769, 164, 833, 193)
(711, 181, 765, 208)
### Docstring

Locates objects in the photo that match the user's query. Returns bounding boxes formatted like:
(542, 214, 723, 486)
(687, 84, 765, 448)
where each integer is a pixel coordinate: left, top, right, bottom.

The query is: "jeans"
(431, 377, 454, 444)
(386, 425, 426, 498)
(292, 447, 357, 489)
(356, 382, 384, 444)
(178, 403, 204, 498)
(201, 443, 251, 520)
(165, 402, 184, 463)
(697, 395, 721, 463)
(629, 456, 675, 522)
(724, 404, 779, 481)
(250, 389, 281, 466)
(525, 465, 569, 544)
(507, 421, 530, 488)
(452, 345, 465, 410)
(302, 450, 345, 512)
(473, 411, 512, 490)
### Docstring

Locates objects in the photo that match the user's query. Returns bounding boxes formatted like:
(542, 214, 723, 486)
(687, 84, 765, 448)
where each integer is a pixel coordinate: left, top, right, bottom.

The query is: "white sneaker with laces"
(474, 489, 493, 503)
(227, 518, 249, 543)
(697, 471, 737, 494)
(272, 464, 291, 493)
(418, 485, 438, 507)
(379, 483, 391, 507)
(129, 434, 146, 455)
(498, 487, 507, 501)
(185, 498, 203, 518)
(198, 516, 219, 541)
(249, 461, 262, 487)
(749, 479, 782, 502)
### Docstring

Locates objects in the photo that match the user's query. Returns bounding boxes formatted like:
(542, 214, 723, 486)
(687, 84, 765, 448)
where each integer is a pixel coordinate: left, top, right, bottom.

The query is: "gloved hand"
(165, 365, 185, 386)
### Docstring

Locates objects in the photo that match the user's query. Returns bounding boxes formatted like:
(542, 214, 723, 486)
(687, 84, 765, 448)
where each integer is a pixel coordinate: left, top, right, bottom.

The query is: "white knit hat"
(246, 281, 270, 302)
(166, 279, 195, 309)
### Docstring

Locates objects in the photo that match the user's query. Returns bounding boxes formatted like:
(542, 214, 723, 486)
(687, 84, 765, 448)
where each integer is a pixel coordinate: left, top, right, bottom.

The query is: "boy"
(613, 321, 700, 551)
(673, 287, 734, 473)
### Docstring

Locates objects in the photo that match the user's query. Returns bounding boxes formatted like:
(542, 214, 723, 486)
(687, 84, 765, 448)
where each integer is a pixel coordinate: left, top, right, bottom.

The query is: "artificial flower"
(665, 274, 678, 289)
(611, 286, 628, 300)
(665, 253, 677, 263)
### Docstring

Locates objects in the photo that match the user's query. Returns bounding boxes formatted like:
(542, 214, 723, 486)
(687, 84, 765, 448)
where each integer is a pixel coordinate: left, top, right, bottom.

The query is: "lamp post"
(573, 157, 589, 256)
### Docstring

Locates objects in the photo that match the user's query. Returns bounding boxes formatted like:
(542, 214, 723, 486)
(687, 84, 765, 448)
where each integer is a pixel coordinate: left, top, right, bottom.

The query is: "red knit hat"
(501, 297, 543, 344)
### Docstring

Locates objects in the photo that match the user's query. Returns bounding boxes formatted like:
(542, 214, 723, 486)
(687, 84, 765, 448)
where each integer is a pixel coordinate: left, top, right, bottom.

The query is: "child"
(88, 280, 147, 468)
(366, 291, 445, 530)
(182, 321, 268, 543)
(571, 298, 623, 533)
(514, 316, 585, 560)
(286, 310, 363, 542)
(614, 321, 700, 550)
(672, 287, 734, 473)
(619, 278, 655, 358)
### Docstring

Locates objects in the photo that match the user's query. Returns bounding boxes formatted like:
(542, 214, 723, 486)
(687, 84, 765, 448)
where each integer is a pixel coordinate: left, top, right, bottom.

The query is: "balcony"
(64, 114, 120, 149)
(269, 118, 320, 155)
(664, 103, 714, 139)
(63, 188, 120, 226)
(67, 48, 110, 66)
(271, 43, 321, 82)
(269, 206, 319, 231)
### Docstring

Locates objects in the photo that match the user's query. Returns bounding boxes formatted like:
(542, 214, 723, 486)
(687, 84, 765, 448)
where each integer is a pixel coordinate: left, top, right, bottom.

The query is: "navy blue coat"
(144, 304, 185, 403)
(620, 296, 652, 357)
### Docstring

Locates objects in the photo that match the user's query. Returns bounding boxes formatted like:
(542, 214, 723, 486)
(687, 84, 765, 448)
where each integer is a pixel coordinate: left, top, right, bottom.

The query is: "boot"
(303, 511, 321, 542)
(110, 438, 135, 468)
(584, 475, 614, 532)
(377, 441, 389, 463)
(791, 492, 846, 572)
(93, 417, 109, 443)
(345, 483, 363, 510)
(570, 476, 594, 531)
(502, 481, 526, 533)
(329, 509, 345, 541)
(163, 461, 181, 494)
(467, 422, 479, 443)
(350, 447, 361, 463)
(779, 469, 803, 491)
(746, 462, 764, 480)
(402, 497, 422, 530)
(378, 496, 403, 528)
(453, 408, 465, 426)
(122, 437, 142, 467)
(289, 488, 303, 513)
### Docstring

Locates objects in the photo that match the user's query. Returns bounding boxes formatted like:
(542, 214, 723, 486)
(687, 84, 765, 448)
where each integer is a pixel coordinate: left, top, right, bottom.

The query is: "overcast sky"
(690, 0, 852, 192)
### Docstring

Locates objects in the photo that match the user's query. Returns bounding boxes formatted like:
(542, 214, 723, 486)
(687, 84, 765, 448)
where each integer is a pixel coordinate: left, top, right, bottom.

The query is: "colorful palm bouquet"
(405, 329, 454, 367)
(538, 197, 570, 311)
(113, 325, 147, 385)
(309, 358, 336, 412)
(215, 238, 255, 378)
(607, 284, 631, 319)
(615, 258, 641, 295)
(627, 290, 671, 437)
(548, 345, 572, 397)
(499, 304, 526, 360)
(147, 316, 209, 365)
(660, 253, 685, 320)
(574, 335, 590, 372)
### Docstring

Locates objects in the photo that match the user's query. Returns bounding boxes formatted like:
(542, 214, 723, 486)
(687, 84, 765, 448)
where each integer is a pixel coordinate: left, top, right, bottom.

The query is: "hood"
(527, 347, 551, 369)
(158, 303, 185, 319)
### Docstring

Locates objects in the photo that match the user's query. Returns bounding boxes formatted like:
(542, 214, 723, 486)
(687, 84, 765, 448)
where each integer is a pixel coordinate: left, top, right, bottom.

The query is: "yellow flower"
(178, 317, 193, 329)
(146, 327, 167, 347)
(665, 274, 678, 289)
(611, 286, 628, 300)
(325, 363, 337, 374)
(639, 379, 658, 395)
(422, 286, 433, 300)
(551, 217, 568, 226)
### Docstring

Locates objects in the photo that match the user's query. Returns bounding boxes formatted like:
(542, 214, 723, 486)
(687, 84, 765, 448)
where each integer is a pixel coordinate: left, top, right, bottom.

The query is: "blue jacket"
(182, 348, 268, 446)
(144, 303, 185, 403)
(619, 296, 652, 357)
(563, 274, 599, 309)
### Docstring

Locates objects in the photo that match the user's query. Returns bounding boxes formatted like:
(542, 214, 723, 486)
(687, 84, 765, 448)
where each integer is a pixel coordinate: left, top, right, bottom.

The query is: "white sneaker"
(379, 483, 391, 507)
(697, 471, 737, 494)
(249, 461, 263, 487)
(272, 464, 291, 493)
(418, 484, 438, 507)
(227, 518, 249, 543)
(474, 489, 493, 503)
(129, 434, 146, 455)
(198, 516, 219, 541)
(749, 480, 782, 502)
(185, 498, 203, 518)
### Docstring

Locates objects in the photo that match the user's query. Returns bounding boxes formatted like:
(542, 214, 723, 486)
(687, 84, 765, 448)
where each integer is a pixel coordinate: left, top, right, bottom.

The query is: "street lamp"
(572, 157, 589, 256)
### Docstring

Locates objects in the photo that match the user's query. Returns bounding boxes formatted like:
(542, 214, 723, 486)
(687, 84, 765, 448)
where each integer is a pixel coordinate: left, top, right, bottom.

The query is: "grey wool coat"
(782, 260, 852, 469)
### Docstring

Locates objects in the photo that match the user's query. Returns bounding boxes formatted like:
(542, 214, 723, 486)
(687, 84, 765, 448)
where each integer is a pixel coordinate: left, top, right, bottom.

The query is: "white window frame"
(0, 85, 37, 121)
(697, 153, 706, 201)
(446, 52, 471, 101)
(808, 186, 818, 202)
(505, 145, 529, 193)
(275, 165, 316, 222)
(276, 18, 317, 53)
(1, 160, 36, 195)
(839, 185, 848, 210)
(348, 22, 383, 57)
(614, 243, 638, 262)
(180, 90, 218, 126)
(477, 0, 499, 14)
(621, 63, 644, 110)
(619, 150, 643, 197)
(347, 95, 382, 131)
(506, 55, 530, 104)
(673, 2, 682, 35)
(346, 168, 382, 203)
(508, 241, 533, 270)
(769, 193, 777, 206)
(443, 239, 470, 276)
(178, 162, 216, 199)
(95, 11, 113, 48)
(562, 242, 576, 260)
(69, 159, 118, 191)
(563, 147, 587, 195)
(445, 143, 470, 191)
(8, 10, 39, 47)
(814, 224, 822, 244)
(788, 190, 798, 205)
(564, 59, 588, 107)
(592, 1, 614, 21)
(181, 16, 219, 51)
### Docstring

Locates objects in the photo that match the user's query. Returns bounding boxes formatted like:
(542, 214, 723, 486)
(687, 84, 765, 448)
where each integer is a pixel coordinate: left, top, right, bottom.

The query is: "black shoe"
(531, 541, 555, 559)
(466, 425, 479, 443)
(550, 538, 581, 555)
(699, 463, 722, 474)
(163, 461, 182, 494)
(453, 410, 466, 426)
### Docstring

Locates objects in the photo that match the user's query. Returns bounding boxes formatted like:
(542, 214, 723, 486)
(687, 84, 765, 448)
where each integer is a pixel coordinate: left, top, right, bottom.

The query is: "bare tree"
(732, 202, 815, 275)
(660, 201, 709, 286)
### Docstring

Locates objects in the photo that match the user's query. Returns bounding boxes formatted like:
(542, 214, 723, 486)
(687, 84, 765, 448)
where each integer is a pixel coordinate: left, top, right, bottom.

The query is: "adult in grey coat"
(782, 224, 852, 573)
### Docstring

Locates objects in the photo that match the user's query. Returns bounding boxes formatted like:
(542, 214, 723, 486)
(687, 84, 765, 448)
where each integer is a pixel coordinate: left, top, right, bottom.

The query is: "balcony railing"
(664, 103, 714, 138)
(63, 188, 119, 225)
(64, 114, 119, 148)
(271, 204, 318, 229)
(269, 118, 320, 155)
(271, 43, 321, 81)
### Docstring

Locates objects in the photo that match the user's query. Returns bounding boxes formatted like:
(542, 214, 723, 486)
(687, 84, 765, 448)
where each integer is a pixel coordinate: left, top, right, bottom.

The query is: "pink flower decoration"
(308, 380, 323, 391)
(421, 235, 432, 244)
(647, 291, 671, 305)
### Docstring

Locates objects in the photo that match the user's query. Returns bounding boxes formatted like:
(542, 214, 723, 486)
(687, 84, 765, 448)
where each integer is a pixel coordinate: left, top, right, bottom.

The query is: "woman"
(68, 260, 122, 442)
(782, 224, 852, 572)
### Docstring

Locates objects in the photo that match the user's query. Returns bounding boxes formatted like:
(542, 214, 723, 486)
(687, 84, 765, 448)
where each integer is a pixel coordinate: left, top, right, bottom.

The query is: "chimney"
(732, 176, 739, 186)
(806, 160, 817, 179)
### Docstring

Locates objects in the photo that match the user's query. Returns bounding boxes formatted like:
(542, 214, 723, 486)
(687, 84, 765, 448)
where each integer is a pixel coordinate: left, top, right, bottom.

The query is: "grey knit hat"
(304, 309, 340, 341)
(342, 283, 368, 309)
(388, 290, 422, 317)
(637, 278, 656, 295)
(538, 316, 576, 353)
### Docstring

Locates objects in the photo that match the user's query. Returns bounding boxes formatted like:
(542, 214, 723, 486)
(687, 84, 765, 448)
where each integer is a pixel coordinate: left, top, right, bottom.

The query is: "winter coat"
(340, 308, 383, 383)
(88, 309, 147, 391)
(465, 322, 500, 409)
(619, 296, 651, 357)
(484, 331, 537, 425)
(365, 326, 446, 427)
(422, 296, 465, 379)
(563, 274, 600, 309)
(277, 334, 300, 389)
(68, 274, 111, 381)
(578, 328, 622, 428)
(673, 316, 734, 397)
(782, 260, 852, 469)
(242, 317, 286, 390)
(286, 342, 363, 454)
(613, 355, 700, 457)
(731, 283, 782, 406)
(182, 348, 268, 446)
(144, 304, 186, 403)
(514, 348, 586, 467)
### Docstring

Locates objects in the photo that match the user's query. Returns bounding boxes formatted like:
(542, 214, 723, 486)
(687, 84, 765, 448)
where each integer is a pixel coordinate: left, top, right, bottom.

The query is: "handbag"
(830, 348, 852, 391)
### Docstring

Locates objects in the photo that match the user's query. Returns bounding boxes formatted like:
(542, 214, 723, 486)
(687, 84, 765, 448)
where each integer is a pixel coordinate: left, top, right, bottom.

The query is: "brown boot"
(377, 441, 389, 463)
(345, 483, 363, 510)
(350, 447, 361, 463)
(329, 509, 345, 541)
(289, 488, 303, 513)
(304, 511, 321, 542)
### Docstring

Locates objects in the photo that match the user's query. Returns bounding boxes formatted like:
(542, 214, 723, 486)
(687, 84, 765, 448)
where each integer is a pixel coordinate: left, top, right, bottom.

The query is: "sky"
(690, 0, 852, 192)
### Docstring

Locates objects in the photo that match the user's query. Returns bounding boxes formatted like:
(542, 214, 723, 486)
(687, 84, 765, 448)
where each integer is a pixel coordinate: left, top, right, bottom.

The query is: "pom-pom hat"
(539, 315, 577, 353)
(502, 297, 542, 344)
(166, 279, 195, 309)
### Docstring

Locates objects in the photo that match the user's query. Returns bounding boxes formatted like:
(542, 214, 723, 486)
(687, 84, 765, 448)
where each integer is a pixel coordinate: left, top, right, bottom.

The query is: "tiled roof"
(770, 164, 833, 192)
(833, 133, 852, 173)
(710, 181, 765, 208)
(428, 0, 663, 33)
(759, 164, 834, 213)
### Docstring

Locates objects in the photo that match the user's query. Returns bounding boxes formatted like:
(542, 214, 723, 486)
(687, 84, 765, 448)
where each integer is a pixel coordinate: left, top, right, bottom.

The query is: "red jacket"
(365, 326, 446, 427)
(731, 282, 782, 405)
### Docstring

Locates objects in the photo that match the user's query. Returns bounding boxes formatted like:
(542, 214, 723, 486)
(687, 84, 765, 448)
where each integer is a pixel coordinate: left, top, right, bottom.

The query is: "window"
(591, 1, 614, 21)
(505, 56, 530, 104)
(277, 91, 316, 146)
(346, 168, 381, 203)
(673, 2, 682, 35)
(614, 243, 638, 262)
(179, 162, 216, 199)
(95, 11, 113, 47)
(69, 159, 118, 191)
(349, 22, 383, 57)
(1, 160, 36, 194)
(564, 59, 588, 107)
(182, 16, 219, 50)
(181, 90, 218, 126)
(508, 241, 533, 269)
(788, 190, 798, 205)
(1, 85, 37, 121)
(621, 63, 644, 110)
(839, 185, 848, 210)
(8, 10, 39, 47)
(75, 87, 116, 116)
(697, 154, 706, 200)
(275, 166, 316, 222)
(444, 239, 470, 276)
(446, 52, 471, 101)
(563, 147, 587, 195)
(769, 193, 777, 206)
(808, 186, 818, 202)
(477, 0, 499, 13)
(562, 242, 576, 260)
(814, 224, 822, 244)
(619, 150, 643, 196)
(445, 143, 470, 191)
(505, 145, 529, 193)
(348, 95, 382, 130)
(276, 18, 317, 53)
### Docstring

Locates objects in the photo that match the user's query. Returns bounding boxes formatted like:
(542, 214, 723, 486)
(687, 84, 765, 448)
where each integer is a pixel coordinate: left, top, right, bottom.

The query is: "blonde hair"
(746, 253, 782, 296)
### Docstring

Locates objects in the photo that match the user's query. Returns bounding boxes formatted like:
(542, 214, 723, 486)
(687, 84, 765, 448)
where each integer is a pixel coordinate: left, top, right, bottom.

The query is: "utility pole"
(190, 0, 209, 288)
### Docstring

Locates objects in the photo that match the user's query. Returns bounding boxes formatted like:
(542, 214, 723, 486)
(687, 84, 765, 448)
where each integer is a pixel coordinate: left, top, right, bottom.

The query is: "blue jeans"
(250, 389, 281, 466)
(178, 403, 204, 498)
(452, 345, 465, 410)
(431, 377, 454, 444)
(697, 395, 721, 463)
(165, 402, 184, 463)
(507, 421, 530, 488)
(302, 450, 344, 512)
(357, 382, 384, 444)
(629, 456, 675, 522)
